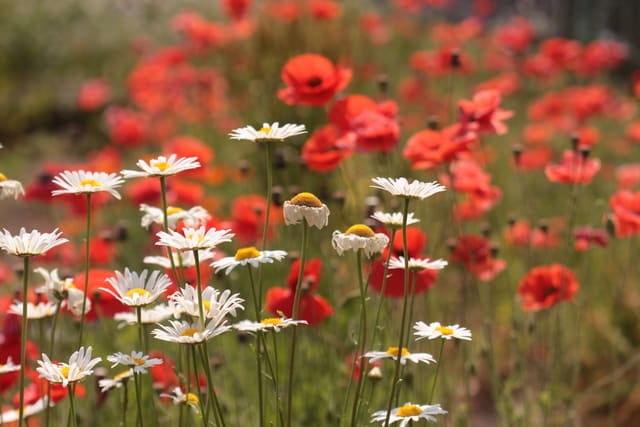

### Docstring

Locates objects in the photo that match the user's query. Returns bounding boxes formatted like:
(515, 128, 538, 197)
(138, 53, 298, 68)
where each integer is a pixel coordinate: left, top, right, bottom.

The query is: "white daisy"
(0, 358, 21, 374)
(211, 247, 287, 275)
(0, 173, 25, 200)
(98, 369, 134, 392)
(51, 170, 123, 199)
(155, 226, 234, 252)
(371, 177, 446, 200)
(169, 285, 244, 319)
(114, 304, 174, 327)
(139, 204, 210, 229)
(160, 387, 200, 413)
(388, 257, 448, 271)
(283, 192, 330, 229)
(363, 347, 436, 365)
(370, 211, 420, 228)
(0, 397, 50, 423)
(332, 224, 389, 258)
(144, 249, 216, 269)
(33, 267, 88, 315)
(413, 321, 472, 341)
(234, 317, 307, 333)
(9, 300, 57, 319)
(121, 154, 201, 178)
(152, 318, 232, 344)
(107, 351, 163, 374)
(101, 268, 172, 307)
(36, 346, 101, 388)
(229, 122, 306, 142)
(370, 403, 447, 426)
(0, 228, 67, 257)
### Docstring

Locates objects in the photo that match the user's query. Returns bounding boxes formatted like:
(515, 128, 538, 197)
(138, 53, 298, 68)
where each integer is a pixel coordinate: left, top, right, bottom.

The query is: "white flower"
(388, 257, 448, 271)
(0, 397, 50, 423)
(114, 304, 174, 327)
(0, 358, 21, 374)
(283, 192, 330, 229)
(144, 249, 216, 269)
(33, 267, 88, 315)
(234, 317, 307, 333)
(413, 321, 472, 341)
(363, 347, 436, 365)
(98, 369, 134, 392)
(101, 268, 172, 307)
(121, 154, 201, 178)
(169, 285, 244, 319)
(211, 247, 287, 275)
(51, 170, 123, 199)
(370, 211, 420, 228)
(370, 403, 447, 426)
(36, 346, 101, 388)
(0, 228, 68, 257)
(107, 351, 163, 374)
(229, 122, 306, 142)
(152, 318, 232, 344)
(332, 224, 389, 258)
(139, 204, 210, 229)
(160, 387, 200, 413)
(155, 226, 234, 251)
(9, 301, 57, 319)
(371, 177, 446, 200)
(0, 173, 25, 200)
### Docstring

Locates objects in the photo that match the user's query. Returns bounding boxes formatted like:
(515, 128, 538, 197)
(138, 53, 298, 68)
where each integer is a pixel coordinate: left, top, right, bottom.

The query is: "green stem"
(192, 250, 205, 322)
(134, 373, 145, 427)
(370, 229, 397, 348)
(123, 381, 129, 427)
(159, 176, 182, 286)
(136, 306, 145, 352)
(247, 267, 265, 427)
(191, 345, 208, 427)
(18, 256, 30, 427)
(261, 143, 274, 250)
(45, 300, 61, 427)
(349, 250, 368, 427)
(429, 340, 445, 403)
(68, 385, 78, 427)
(200, 343, 226, 427)
(77, 193, 92, 348)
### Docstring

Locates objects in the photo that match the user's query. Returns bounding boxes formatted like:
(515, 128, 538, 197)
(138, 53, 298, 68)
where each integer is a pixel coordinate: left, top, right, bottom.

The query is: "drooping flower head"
(283, 192, 330, 229)
(0, 172, 25, 200)
(331, 224, 389, 257)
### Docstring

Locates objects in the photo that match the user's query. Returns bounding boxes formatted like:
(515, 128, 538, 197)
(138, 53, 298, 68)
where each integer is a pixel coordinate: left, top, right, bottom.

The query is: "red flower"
(221, 0, 252, 20)
(74, 269, 123, 320)
(610, 190, 640, 237)
(149, 351, 180, 391)
(172, 11, 227, 52)
(544, 150, 600, 184)
(403, 124, 477, 170)
(105, 107, 149, 147)
(540, 37, 582, 70)
(450, 235, 506, 281)
(126, 178, 162, 206)
(458, 90, 513, 135)
(492, 16, 535, 53)
(446, 158, 501, 220)
(573, 227, 608, 251)
(89, 234, 117, 266)
(164, 136, 213, 179)
(309, 0, 341, 20)
(231, 194, 282, 245)
(77, 79, 110, 112)
(518, 264, 579, 311)
(410, 46, 474, 77)
(615, 164, 640, 189)
(278, 53, 352, 106)
(301, 124, 354, 172)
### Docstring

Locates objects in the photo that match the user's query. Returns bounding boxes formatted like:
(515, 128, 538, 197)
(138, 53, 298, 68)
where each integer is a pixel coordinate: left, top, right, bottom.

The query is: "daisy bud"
(450, 48, 461, 68)
(272, 186, 284, 206)
(427, 117, 440, 130)
(512, 144, 523, 166)
(238, 159, 251, 176)
(376, 74, 388, 95)
(367, 366, 383, 381)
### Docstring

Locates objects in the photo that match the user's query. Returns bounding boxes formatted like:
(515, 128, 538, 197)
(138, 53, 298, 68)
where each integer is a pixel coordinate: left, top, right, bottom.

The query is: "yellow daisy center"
(152, 161, 170, 171)
(289, 192, 322, 207)
(235, 246, 261, 260)
(79, 179, 101, 187)
(202, 300, 211, 312)
(186, 234, 204, 242)
(166, 206, 183, 215)
(180, 328, 202, 337)
(260, 318, 283, 326)
(59, 366, 70, 378)
(125, 288, 151, 298)
(386, 347, 410, 357)
(436, 326, 454, 335)
(186, 393, 199, 404)
(132, 358, 146, 365)
(396, 404, 423, 417)
(0, 173, 7, 182)
(259, 126, 271, 134)
(345, 224, 375, 237)
(114, 370, 132, 381)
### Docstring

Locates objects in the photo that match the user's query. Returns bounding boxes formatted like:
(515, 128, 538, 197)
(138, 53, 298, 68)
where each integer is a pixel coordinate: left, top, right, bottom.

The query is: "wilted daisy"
(388, 256, 448, 271)
(0, 397, 49, 423)
(139, 204, 210, 229)
(161, 387, 200, 413)
(155, 226, 234, 252)
(229, 122, 306, 142)
(370, 211, 420, 228)
(107, 351, 163, 374)
(0, 358, 20, 374)
(414, 321, 472, 341)
(152, 318, 232, 344)
(9, 301, 57, 319)
(283, 192, 330, 229)
(212, 246, 287, 275)
(34, 267, 88, 315)
(121, 154, 201, 178)
(98, 369, 134, 392)
(370, 403, 447, 426)
(0, 228, 67, 257)
(364, 347, 436, 365)
(332, 224, 389, 257)
(114, 304, 174, 327)
(169, 285, 244, 319)
(371, 177, 446, 200)
(144, 249, 215, 269)
(36, 346, 101, 388)
(234, 317, 307, 333)
(0, 173, 25, 200)
(51, 170, 123, 199)
(101, 268, 172, 307)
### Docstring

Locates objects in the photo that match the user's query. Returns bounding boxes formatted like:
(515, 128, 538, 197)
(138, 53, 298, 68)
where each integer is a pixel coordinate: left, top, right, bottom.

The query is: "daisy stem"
(159, 176, 182, 287)
(286, 221, 309, 427)
(383, 197, 411, 427)
(349, 249, 368, 427)
(261, 143, 274, 251)
(404, 272, 419, 350)
(123, 381, 128, 427)
(136, 306, 145, 352)
(18, 256, 30, 427)
(199, 343, 226, 427)
(428, 340, 445, 403)
(247, 267, 265, 427)
(191, 345, 208, 427)
(134, 373, 144, 427)
(192, 250, 205, 322)
(68, 385, 78, 427)
(370, 229, 397, 348)
(77, 193, 92, 348)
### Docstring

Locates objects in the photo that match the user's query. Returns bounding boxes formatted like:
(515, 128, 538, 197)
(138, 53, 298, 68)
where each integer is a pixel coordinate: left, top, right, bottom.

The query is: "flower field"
(1, 1, 640, 426)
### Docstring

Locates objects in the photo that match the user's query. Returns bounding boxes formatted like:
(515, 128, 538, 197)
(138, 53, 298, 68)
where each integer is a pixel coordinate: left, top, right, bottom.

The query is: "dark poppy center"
(307, 77, 323, 88)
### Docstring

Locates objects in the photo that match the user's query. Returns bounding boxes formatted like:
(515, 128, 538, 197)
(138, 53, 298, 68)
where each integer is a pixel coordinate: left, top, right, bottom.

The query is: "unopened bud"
(367, 366, 383, 380)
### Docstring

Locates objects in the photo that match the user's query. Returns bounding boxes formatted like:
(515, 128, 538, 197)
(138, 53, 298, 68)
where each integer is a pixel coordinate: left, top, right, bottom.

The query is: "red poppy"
(540, 37, 582, 70)
(172, 11, 227, 52)
(89, 235, 117, 266)
(518, 264, 579, 311)
(369, 259, 438, 298)
(105, 107, 149, 147)
(164, 136, 213, 178)
(573, 39, 627, 77)
(278, 53, 352, 106)
(230, 194, 282, 245)
(505, 219, 560, 249)
(221, 0, 252, 20)
(308, 0, 341, 20)
(403, 124, 477, 170)
(450, 235, 506, 281)
(446, 158, 501, 220)
(301, 124, 354, 172)
(615, 164, 640, 189)
(167, 179, 205, 206)
(264, 0, 301, 22)
(77, 79, 110, 112)
(126, 178, 162, 206)
(610, 190, 640, 237)
(458, 90, 513, 135)
(492, 16, 535, 53)
(409, 46, 474, 77)
(544, 150, 600, 184)
(149, 351, 180, 391)
(475, 72, 521, 96)
(74, 269, 123, 320)
(359, 12, 389, 45)
(573, 227, 608, 251)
